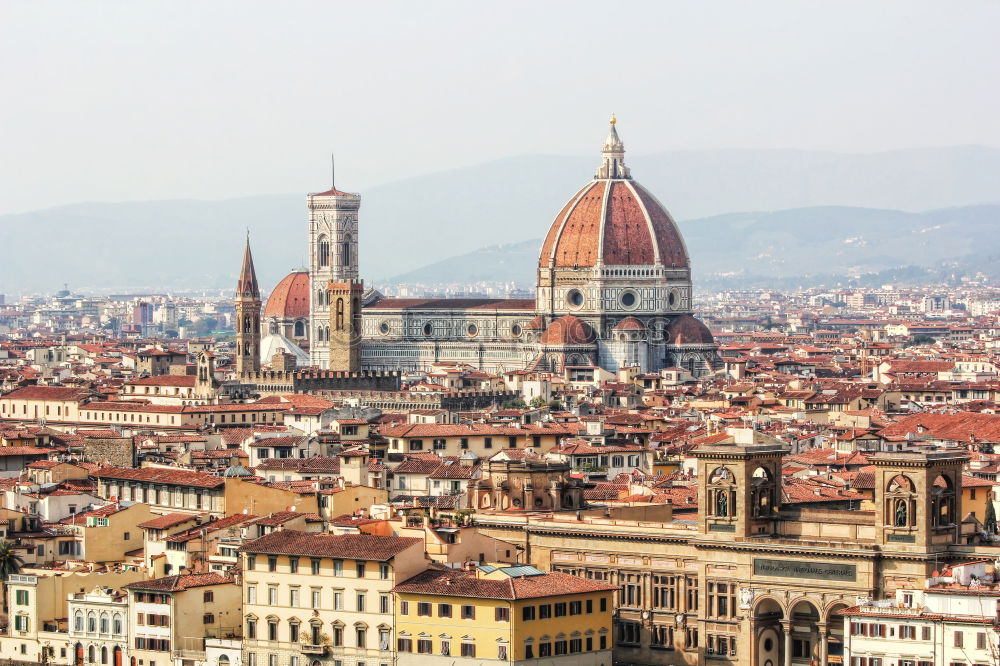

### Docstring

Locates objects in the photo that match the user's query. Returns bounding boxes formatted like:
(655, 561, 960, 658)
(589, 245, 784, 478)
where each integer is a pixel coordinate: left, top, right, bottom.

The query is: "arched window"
(101, 647, 108, 664)
(87, 612, 96, 633)
(342, 234, 352, 267)
(294, 321, 305, 337)
(336, 299, 345, 331)
(113, 614, 122, 635)
(99, 612, 109, 633)
(218, 657, 230, 666)
(88, 647, 96, 663)
(318, 235, 330, 267)
(74, 612, 83, 632)
(243, 315, 252, 334)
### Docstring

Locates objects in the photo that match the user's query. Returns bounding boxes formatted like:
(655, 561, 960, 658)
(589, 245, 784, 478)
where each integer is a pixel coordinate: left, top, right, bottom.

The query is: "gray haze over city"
(2, 1, 998, 214)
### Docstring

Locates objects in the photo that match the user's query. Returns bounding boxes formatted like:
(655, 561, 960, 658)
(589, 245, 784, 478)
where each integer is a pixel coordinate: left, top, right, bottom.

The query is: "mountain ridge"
(3, 145, 1000, 293)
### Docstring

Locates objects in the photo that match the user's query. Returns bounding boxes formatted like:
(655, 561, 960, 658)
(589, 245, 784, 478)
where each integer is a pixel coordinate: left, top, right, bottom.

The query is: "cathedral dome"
(666, 314, 715, 345)
(538, 120, 689, 270)
(264, 271, 310, 319)
(540, 315, 596, 345)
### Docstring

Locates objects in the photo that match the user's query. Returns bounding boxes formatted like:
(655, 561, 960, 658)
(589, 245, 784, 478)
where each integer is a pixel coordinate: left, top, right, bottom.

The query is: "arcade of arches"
(472, 444, 977, 666)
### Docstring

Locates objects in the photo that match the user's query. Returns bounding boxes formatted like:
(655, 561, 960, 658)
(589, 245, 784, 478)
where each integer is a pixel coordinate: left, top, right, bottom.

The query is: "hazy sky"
(1, 1, 998, 214)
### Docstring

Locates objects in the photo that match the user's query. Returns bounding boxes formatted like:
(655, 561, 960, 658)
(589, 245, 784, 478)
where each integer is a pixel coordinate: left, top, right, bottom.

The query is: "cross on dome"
(596, 114, 630, 180)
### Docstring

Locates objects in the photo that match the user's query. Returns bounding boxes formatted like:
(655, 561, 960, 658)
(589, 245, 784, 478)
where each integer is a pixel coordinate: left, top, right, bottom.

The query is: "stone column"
(818, 623, 828, 666)
(781, 620, 792, 666)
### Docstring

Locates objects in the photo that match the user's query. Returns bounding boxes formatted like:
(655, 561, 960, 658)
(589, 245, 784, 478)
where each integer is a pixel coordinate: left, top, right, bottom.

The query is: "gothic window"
(244, 315, 252, 334)
(342, 234, 352, 267)
(318, 235, 330, 267)
(336, 299, 345, 331)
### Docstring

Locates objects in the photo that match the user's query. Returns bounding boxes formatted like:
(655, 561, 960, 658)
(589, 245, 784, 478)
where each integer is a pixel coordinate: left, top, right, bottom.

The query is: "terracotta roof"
(125, 573, 231, 592)
(240, 530, 420, 561)
(393, 567, 617, 600)
(127, 375, 197, 387)
(366, 298, 535, 312)
(2, 386, 94, 401)
(137, 513, 199, 530)
(94, 466, 225, 489)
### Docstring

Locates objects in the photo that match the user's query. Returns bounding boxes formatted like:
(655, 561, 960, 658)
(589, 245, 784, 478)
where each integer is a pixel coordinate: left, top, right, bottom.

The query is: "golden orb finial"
(609, 112, 617, 126)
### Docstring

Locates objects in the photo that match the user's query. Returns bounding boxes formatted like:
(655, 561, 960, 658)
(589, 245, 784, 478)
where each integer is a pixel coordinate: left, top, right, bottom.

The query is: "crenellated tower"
(235, 236, 262, 375)
(308, 170, 361, 368)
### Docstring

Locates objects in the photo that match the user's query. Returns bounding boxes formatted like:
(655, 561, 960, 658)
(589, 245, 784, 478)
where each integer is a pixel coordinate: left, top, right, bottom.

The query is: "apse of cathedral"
(249, 117, 721, 376)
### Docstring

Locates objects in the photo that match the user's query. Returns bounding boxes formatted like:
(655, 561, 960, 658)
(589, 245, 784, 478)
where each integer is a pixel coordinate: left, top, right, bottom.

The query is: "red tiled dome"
(613, 316, 645, 331)
(524, 315, 546, 330)
(264, 271, 310, 319)
(666, 314, 714, 345)
(540, 315, 596, 345)
(538, 179, 689, 269)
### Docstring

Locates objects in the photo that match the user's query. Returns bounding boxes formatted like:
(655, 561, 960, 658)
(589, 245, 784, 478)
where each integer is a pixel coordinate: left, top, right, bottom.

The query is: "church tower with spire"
(235, 236, 262, 375)
(307, 162, 362, 368)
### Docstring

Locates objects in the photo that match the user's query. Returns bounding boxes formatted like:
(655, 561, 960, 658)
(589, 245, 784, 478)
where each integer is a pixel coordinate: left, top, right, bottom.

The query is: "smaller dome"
(540, 315, 596, 345)
(524, 315, 546, 330)
(223, 463, 253, 478)
(264, 271, 310, 319)
(666, 314, 714, 345)
(613, 316, 645, 331)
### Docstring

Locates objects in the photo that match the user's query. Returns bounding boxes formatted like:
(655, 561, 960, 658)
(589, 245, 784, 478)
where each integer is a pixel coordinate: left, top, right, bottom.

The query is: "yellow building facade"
(393, 564, 615, 666)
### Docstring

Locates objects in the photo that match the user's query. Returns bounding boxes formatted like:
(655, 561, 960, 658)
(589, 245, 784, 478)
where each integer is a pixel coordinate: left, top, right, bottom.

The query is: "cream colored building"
(68, 587, 128, 666)
(2, 568, 146, 665)
(239, 530, 428, 666)
(124, 573, 242, 666)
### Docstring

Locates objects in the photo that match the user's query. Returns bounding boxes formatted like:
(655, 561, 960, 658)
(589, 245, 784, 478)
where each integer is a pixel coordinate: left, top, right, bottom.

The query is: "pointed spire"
(237, 235, 260, 299)
(596, 112, 630, 180)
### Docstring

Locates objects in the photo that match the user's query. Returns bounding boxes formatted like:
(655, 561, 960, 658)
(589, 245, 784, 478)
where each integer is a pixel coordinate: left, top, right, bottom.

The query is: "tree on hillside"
(0, 539, 24, 615)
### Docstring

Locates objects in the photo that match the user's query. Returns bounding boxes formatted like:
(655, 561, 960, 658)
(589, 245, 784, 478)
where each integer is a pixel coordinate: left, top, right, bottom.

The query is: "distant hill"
(386, 204, 1000, 288)
(2, 145, 1000, 293)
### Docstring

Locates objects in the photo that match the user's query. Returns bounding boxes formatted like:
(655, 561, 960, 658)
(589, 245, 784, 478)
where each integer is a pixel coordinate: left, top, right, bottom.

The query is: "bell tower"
(871, 450, 968, 553)
(693, 431, 787, 539)
(235, 237, 261, 376)
(308, 161, 361, 368)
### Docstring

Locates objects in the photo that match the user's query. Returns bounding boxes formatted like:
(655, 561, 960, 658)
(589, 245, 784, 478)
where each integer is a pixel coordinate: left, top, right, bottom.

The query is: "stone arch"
(752, 596, 784, 666)
(823, 600, 851, 663)
(751, 466, 777, 518)
(931, 473, 956, 527)
(788, 598, 822, 663)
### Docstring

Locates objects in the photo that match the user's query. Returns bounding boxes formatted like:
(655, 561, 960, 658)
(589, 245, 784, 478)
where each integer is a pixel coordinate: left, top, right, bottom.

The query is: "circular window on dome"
(467, 323, 478, 337)
(511, 324, 522, 338)
(566, 289, 584, 308)
(668, 289, 678, 309)
(620, 290, 639, 310)
(378, 321, 390, 335)
(422, 322, 433, 336)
